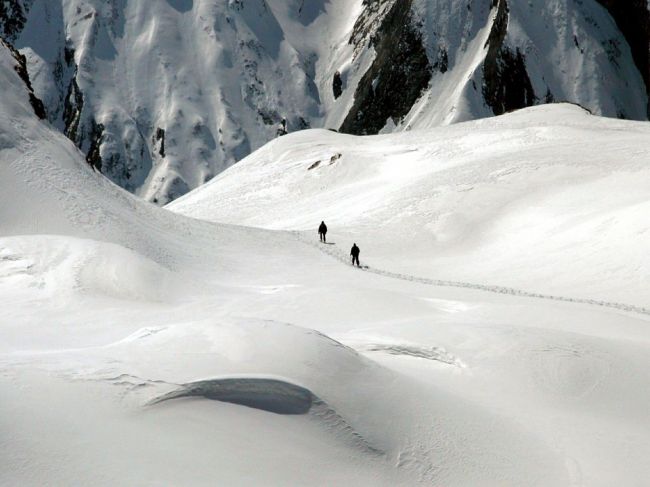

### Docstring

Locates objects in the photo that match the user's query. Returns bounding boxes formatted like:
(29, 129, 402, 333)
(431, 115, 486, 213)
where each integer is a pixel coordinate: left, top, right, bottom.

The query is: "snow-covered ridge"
(170, 103, 650, 308)
(1, 0, 648, 203)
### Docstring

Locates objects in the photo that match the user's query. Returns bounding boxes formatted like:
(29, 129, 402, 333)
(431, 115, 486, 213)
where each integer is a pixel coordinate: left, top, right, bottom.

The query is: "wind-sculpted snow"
(150, 377, 314, 415)
(149, 376, 385, 454)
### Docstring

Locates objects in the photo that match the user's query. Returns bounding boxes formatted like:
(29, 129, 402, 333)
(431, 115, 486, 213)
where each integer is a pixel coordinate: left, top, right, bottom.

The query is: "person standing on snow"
(350, 243, 360, 267)
(318, 221, 328, 243)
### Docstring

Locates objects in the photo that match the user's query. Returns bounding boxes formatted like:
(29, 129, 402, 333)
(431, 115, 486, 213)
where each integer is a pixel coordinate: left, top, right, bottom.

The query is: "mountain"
(0, 0, 650, 204)
(1, 0, 649, 204)
(3, 33, 650, 485)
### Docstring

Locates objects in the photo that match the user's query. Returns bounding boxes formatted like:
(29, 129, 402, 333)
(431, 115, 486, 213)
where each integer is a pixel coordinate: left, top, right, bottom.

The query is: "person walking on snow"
(350, 243, 360, 267)
(318, 221, 328, 243)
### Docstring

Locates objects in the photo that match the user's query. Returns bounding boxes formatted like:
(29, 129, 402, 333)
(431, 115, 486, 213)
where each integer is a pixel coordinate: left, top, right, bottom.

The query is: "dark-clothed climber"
(318, 221, 328, 243)
(350, 243, 360, 267)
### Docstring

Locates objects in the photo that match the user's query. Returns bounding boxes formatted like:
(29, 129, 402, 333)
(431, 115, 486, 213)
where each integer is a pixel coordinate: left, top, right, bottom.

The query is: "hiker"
(350, 243, 360, 267)
(318, 221, 328, 243)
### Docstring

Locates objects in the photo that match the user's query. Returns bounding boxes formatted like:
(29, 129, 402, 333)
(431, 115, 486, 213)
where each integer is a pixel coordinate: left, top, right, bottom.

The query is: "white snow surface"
(171, 103, 650, 308)
(3, 41, 650, 486)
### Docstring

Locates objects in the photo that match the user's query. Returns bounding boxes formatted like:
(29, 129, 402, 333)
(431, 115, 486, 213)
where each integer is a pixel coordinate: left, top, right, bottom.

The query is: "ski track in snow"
(294, 232, 650, 318)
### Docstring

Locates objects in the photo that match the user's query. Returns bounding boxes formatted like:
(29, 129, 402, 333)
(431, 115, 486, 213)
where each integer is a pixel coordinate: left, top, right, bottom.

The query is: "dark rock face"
(433, 47, 448, 74)
(332, 70, 343, 99)
(154, 128, 166, 158)
(85, 120, 104, 171)
(61, 67, 106, 173)
(63, 76, 84, 143)
(340, 0, 432, 135)
(0, 0, 27, 42)
(594, 0, 650, 116)
(482, 0, 536, 115)
(1, 39, 46, 119)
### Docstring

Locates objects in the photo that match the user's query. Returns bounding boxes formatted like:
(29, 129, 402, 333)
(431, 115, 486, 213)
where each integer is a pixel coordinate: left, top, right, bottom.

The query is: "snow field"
(2, 38, 650, 485)
(171, 104, 650, 307)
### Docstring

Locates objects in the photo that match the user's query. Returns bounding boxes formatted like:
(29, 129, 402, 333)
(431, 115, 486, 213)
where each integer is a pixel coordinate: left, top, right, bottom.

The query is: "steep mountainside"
(1, 0, 648, 203)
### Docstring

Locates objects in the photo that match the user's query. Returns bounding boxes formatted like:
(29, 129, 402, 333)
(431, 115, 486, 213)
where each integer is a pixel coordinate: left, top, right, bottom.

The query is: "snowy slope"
(2, 0, 648, 203)
(0, 41, 412, 484)
(3, 33, 650, 487)
(170, 103, 650, 308)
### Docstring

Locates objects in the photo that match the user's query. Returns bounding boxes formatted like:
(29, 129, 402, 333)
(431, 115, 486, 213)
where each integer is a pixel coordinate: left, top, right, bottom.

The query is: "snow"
(170, 103, 650, 308)
(3, 37, 650, 486)
(10, 0, 649, 203)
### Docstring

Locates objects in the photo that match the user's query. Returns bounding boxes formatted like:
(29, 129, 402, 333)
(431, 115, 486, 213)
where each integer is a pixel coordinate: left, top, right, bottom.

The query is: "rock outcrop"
(594, 0, 650, 116)
(340, 0, 432, 135)
(1, 38, 46, 119)
(482, 0, 536, 115)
